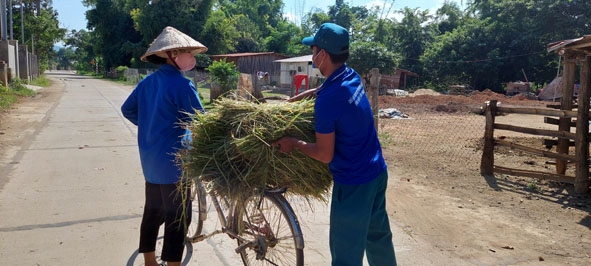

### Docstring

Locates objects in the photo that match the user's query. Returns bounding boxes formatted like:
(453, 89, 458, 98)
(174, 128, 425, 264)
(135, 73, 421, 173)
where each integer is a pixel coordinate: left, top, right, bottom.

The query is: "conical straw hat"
(140, 26, 208, 62)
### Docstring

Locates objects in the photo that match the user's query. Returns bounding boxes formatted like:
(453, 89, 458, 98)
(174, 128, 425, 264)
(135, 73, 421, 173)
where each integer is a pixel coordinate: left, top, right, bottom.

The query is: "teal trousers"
(330, 171, 397, 266)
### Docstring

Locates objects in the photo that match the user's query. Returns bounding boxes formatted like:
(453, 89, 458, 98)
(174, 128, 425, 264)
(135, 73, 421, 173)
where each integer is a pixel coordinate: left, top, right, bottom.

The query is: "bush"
(206, 59, 239, 100)
(115, 66, 128, 81)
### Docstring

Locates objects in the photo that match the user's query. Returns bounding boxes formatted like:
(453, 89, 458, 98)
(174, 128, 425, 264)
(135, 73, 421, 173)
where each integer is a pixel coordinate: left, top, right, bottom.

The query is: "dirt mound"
(409, 88, 441, 96)
(379, 89, 547, 114)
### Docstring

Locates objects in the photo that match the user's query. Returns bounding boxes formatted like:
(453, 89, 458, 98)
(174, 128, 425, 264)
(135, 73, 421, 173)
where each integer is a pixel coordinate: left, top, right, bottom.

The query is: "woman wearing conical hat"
(121, 26, 207, 266)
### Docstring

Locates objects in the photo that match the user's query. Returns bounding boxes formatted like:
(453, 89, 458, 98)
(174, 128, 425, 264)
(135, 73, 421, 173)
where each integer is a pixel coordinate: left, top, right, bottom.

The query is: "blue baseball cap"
(302, 23, 350, 55)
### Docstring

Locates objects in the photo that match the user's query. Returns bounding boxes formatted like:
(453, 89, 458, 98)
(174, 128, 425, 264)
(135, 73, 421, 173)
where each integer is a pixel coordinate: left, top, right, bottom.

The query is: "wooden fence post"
(368, 68, 380, 131)
(480, 100, 497, 176)
(575, 56, 590, 193)
(556, 55, 576, 174)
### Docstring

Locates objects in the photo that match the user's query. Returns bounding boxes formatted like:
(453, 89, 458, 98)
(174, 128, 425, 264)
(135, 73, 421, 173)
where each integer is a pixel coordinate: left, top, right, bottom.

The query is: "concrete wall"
(18, 45, 29, 81)
(0, 40, 39, 84)
(9, 40, 19, 79)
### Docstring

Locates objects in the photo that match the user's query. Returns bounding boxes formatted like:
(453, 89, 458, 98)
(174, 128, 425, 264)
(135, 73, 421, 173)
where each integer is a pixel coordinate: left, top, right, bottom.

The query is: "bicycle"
(185, 179, 305, 266)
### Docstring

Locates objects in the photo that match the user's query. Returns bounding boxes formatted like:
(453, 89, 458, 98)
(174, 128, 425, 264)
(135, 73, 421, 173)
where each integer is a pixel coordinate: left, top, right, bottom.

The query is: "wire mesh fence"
(378, 108, 487, 181)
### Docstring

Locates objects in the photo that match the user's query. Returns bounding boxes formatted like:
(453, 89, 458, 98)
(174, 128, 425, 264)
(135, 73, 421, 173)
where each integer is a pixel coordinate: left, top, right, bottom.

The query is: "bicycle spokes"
(235, 194, 303, 265)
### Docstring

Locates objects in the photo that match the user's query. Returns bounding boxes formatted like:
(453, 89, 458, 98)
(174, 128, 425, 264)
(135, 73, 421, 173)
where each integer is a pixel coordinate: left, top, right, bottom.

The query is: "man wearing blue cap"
(275, 23, 397, 266)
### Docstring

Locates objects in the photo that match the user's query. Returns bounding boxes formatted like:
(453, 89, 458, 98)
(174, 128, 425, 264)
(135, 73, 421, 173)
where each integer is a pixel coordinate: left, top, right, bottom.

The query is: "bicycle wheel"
(233, 192, 304, 266)
(186, 180, 207, 241)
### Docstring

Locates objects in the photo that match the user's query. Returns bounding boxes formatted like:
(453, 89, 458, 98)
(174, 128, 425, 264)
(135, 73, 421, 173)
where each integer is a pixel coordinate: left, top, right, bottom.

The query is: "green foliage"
(131, 0, 213, 48)
(86, 0, 143, 71)
(199, 10, 237, 55)
(0, 79, 35, 110)
(14, 1, 66, 72)
(264, 20, 308, 55)
(328, 0, 354, 29)
(195, 54, 212, 69)
(63, 29, 98, 73)
(30, 75, 51, 87)
(230, 14, 264, 52)
(56, 0, 591, 93)
(115, 66, 129, 81)
(207, 59, 239, 92)
(348, 42, 401, 77)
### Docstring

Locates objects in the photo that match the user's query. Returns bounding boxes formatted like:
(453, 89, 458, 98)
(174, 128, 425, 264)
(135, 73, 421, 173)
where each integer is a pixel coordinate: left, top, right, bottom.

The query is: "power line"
(412, 50, 548, 64)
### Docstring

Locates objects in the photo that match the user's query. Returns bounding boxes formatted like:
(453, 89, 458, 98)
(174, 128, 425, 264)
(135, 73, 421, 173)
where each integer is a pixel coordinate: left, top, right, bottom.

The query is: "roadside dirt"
(379, 89, 591, 265)
(1, 83, 590, 265)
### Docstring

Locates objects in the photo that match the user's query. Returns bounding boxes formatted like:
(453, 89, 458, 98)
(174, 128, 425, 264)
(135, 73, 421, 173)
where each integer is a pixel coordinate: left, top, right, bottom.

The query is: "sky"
(53, 0, 465, 32)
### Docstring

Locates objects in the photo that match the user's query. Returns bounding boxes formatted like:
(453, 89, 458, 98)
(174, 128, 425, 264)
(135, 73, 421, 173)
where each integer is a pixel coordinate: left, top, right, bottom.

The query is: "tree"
(327, 0, 353, 29)
(131, 0, 213, 47)
(63, 29, 97, 73)
(219, 0, 283, 37)
(348, 41, 401, 80)
(13, 1, 65, 72)
(264, 19, 307, 55)
(435, 1, 465, 34)
(53, 47, 76, 70)
(199, 9, 238, 55)
(230, 14, 263, 53)
(85, 0, 213, 71)
(86, 0, 142, 71)
(388, 7, 435, 75)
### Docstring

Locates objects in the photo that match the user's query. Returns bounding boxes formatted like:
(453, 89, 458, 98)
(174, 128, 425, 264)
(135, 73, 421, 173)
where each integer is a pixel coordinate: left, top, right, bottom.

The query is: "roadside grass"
(30, 75, 51, 87)
(0, 76, 48, 111)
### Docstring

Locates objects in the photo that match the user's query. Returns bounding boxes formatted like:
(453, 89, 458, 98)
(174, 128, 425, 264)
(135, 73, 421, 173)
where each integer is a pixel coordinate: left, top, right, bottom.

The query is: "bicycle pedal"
(235, 241, 252, 254)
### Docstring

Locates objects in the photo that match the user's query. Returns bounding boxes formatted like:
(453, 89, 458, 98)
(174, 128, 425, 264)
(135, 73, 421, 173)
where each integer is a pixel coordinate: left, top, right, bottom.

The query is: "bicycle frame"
(187, 186, 238, 243)
(188, 185, 305, 251)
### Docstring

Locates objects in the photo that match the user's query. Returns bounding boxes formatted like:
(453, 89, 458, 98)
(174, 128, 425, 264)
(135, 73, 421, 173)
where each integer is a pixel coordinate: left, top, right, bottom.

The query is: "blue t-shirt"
(121, 64, 204, 184)
(315, 64, 387, 185)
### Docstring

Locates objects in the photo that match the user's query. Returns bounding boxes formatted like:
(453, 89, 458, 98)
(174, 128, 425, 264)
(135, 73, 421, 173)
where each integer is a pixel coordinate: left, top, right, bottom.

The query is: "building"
(274, 55, 321, 89)
(210, 52, 288, 86)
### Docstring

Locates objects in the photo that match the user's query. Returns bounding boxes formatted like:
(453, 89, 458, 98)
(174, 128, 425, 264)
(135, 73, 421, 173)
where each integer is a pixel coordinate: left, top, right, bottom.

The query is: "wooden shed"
(210, 52, 288, 86)
(546, 35, 591, 193)
(379, 69, 419, 91)
(481, 35, 591, 194)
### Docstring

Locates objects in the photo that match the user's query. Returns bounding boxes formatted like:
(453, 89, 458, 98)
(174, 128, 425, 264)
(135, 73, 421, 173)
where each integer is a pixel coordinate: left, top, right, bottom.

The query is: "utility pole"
(0, 0, 7, 40)
(8, 0, 12, 40)
(20, 0, 23, 43)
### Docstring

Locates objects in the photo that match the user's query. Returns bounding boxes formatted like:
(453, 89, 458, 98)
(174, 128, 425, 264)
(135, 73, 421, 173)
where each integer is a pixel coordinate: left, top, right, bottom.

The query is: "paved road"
(0, 71, 463, 266)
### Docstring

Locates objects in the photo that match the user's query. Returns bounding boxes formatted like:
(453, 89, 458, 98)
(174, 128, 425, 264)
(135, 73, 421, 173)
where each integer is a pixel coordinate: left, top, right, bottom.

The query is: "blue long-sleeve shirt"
(121, 64, 204, 184)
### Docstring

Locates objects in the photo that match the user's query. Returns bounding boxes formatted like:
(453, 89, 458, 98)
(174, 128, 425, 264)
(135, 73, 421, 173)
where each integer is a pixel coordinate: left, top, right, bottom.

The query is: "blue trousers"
(330, 171, 397, 266)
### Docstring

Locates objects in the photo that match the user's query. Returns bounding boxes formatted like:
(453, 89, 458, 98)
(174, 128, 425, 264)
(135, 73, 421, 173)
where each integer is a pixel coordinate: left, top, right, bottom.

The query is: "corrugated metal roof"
(211, 52, 286, 58)
(547, 35, 591, 53)
(274, 55, 313, 63)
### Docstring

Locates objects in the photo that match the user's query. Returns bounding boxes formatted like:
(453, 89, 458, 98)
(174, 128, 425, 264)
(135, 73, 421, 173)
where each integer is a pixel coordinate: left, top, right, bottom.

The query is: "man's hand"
(288, 87, 319, 102)
(273, 137, 296, 153)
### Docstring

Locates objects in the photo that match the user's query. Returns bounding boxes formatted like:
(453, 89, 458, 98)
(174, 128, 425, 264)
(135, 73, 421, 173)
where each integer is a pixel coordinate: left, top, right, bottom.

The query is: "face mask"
(174, 53, 196, 71)
(312, 50, 325, 76)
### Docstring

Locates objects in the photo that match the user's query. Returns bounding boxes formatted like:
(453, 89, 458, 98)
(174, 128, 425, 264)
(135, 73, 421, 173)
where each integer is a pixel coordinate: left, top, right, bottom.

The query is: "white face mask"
(174, 53, 196, 71)
(312, 49, 325, 76)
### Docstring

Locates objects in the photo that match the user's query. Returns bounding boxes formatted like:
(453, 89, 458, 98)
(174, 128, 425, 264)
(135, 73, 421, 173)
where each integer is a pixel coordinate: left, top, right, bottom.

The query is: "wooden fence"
(480, 100, 590, 193)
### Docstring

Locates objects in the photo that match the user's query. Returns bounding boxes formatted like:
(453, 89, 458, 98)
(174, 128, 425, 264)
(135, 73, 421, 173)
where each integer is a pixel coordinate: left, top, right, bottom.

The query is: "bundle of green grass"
(178, 98, 333, 201)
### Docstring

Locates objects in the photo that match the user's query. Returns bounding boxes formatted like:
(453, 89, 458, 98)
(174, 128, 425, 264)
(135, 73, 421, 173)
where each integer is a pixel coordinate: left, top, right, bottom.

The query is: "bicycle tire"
(186, 180, 207, 240)
(233, 192, 304, 266)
